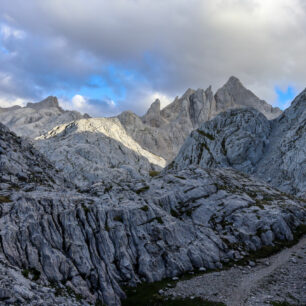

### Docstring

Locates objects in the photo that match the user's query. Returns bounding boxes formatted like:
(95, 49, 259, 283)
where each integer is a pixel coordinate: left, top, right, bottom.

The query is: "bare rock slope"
(35, 117, 166, 186)
(171, 88, 306, 197)
(118, 76, 282, 161)
(0, 122, 305, 305)
(0, 96, 89, 138)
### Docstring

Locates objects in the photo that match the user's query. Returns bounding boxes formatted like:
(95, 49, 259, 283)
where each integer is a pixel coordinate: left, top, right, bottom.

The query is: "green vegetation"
(50, 281, 83, 301)
(149, 170, 161, 177)
(141, 205, 149, 212)
(136, 186, 150, 194)
(114, 215, 124, 222)
(170, 209, 180, 218)
(22, 268, 41, 281)
(197, 129, 215, 141)
(81, 203, 90, 215)
(123, 278, 225, 306)
(0, 195, 11, 203)
(269, 302, 296, 306)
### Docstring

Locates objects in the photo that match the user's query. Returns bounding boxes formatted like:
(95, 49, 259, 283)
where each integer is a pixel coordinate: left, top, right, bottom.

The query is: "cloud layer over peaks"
(0, 0, 305, 116)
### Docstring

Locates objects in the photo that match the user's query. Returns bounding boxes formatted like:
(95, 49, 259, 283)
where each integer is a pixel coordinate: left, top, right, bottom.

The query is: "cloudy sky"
(0, 0, 305, 116)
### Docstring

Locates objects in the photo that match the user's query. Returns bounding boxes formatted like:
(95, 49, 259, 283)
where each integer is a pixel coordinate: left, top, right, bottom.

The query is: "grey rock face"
(0, 123, 305, 305)
(35, 118, 166, 187)
(142, 99, 167, 127)
(215, 76, 282, 120)
(0, 96, 89, 138)
(119, 77, 282, 162)
(0, 105, 22, 113)
(171, 88, 306, 197)
(0, 77, 282, 166)
(26, 96, 61, 110)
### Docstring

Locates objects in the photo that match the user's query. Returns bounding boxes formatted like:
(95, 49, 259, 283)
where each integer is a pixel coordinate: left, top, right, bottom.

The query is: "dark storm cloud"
(0, 0, 305, 114)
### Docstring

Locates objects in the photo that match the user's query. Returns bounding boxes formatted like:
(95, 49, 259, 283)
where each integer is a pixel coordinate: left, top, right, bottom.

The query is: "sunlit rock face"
(171, 88, 306, 197)
(35, 117, 166, 187)
(0, 122, 305, 305)
(0, 96, 89, 138)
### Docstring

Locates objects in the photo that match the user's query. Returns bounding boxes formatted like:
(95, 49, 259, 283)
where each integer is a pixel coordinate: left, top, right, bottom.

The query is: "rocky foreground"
(163, 235, 306, 306)
(0, 121, 305, 305)
(171, 87, 306, 197)
(0, 80, 305, 305)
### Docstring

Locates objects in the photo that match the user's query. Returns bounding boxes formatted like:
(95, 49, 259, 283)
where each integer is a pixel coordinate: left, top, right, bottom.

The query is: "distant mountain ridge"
(0, 76, 283, 187)
(171, 88, 306, 197)
(0, 96, 90, 138)
(35, 117, 166, 186)
(118, 76, 282, 161)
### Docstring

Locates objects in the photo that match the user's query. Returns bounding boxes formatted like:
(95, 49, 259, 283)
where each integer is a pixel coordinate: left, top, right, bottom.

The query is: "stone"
(35, 117, 166, 187)
(118, 77, 282, 162)
(170, 88, 306, 197)
(199, 267, 206, 272)
(0, 96, 89, 138)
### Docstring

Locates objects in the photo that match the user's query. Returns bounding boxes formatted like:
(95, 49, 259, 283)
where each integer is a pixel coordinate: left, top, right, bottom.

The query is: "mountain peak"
(142, 98, 164, 127)
(225, 76, 243, 87)
(26, 96, 61, 111)
(215, 76, 282, 119)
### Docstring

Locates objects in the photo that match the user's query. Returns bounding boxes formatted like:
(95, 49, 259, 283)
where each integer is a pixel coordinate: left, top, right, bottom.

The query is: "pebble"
(199, 267, 206, 272)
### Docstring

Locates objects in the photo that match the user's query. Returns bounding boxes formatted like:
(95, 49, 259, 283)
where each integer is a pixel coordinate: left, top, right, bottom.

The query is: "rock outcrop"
(0, 77, 282, 164)
(35, 117, 166, 187)
(171, 88, 306, 197)
(0, 122, 305, 305)
(0, 96, 89, 138)
(214, 76, 282, 120)
(119, 77, 282, 161)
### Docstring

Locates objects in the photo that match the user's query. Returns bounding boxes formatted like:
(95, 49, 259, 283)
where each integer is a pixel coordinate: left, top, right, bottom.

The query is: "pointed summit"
(181, 88, 195, 99)
(26, 96, 62, 111)
(215, 76, 282, 119)
(227, 75, 241, 84)
(142, 99, 165, 127)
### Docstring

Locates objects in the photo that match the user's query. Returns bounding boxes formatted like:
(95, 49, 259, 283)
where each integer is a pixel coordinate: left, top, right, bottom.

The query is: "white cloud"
(148, 92, 173, 109)
(71, 94, 86, 109)
(0, 23, 25, 40)
(0, 0, 305, 112)
(0, 96, 25, 107)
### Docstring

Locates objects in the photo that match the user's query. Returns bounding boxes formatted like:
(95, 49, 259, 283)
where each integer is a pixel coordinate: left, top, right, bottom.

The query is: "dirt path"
(164, 235, 306, 305)
(228, 235, 306, 305)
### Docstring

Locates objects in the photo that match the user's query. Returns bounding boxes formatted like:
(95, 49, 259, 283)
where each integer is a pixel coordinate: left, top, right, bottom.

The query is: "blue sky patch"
(275, 86, 296, 109)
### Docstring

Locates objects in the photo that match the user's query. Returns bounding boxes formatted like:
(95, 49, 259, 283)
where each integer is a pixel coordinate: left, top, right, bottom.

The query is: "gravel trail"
(164, 236, 306, 305)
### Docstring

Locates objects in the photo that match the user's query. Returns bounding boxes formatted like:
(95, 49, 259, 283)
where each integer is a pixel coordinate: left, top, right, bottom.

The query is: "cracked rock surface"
(119, 76, 281, 162)
(171, 88, 306, 197)
(1, 122, 305, 305)
(0, 96, 89, 138)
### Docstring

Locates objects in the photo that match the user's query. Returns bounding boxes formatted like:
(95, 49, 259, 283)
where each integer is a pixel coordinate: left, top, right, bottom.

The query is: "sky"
(0, 0, 305, 116)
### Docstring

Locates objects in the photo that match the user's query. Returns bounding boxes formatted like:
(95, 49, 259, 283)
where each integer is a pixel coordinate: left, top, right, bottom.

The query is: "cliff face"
(35, 117, 166, 187)
(0, 96, 89, 138)
(0, 122, 305, 305)
(118, 77, 282, 162)
(171, 88, 306, 197)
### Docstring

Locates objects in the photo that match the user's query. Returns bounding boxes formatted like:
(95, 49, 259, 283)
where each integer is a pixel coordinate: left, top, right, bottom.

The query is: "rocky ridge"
(0, 96, 90, 138)
(118, 76, 282, 161)
(0, 77, 282, 188)
(171, 88, 306, 197)
(35, 117, 166, 187)
(0, 122, 305, 305)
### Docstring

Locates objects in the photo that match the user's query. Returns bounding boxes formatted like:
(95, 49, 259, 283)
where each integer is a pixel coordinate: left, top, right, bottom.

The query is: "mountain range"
(0, 76, 304, 305)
